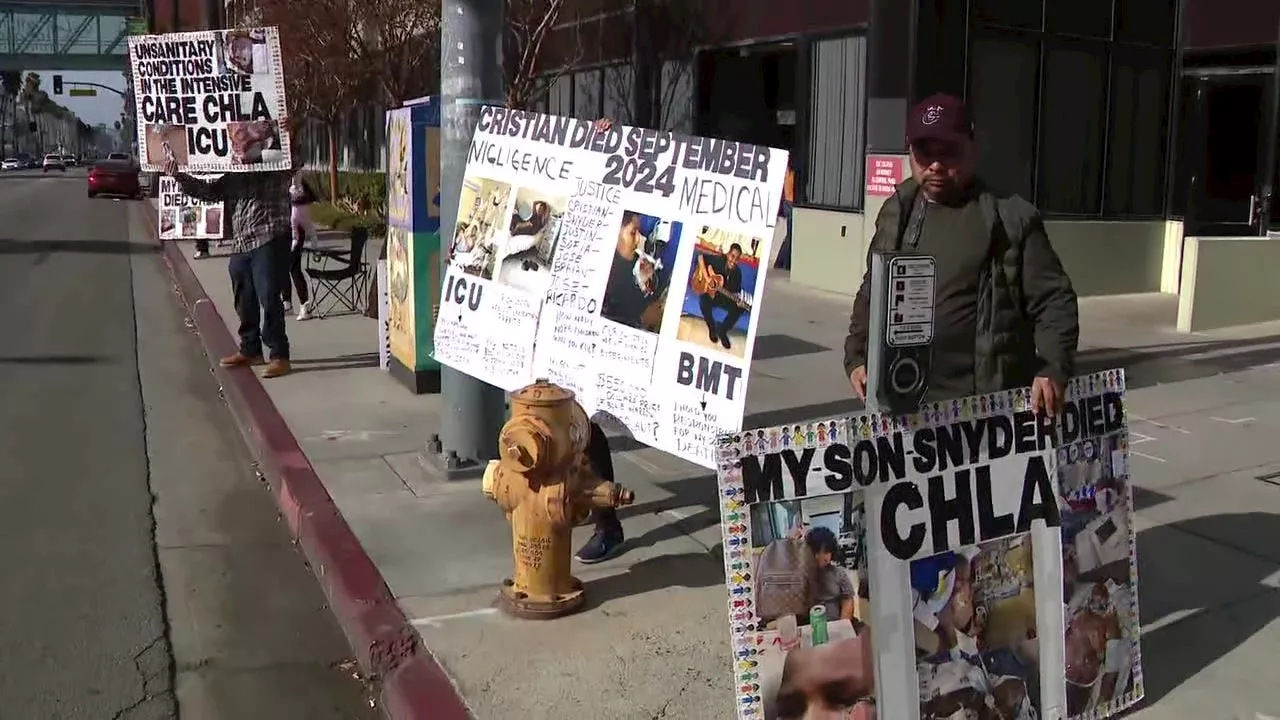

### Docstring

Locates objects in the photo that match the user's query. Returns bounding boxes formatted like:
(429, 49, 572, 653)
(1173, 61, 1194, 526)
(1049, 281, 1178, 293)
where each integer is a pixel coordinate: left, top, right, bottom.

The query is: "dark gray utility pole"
(431, 0, 508, 478)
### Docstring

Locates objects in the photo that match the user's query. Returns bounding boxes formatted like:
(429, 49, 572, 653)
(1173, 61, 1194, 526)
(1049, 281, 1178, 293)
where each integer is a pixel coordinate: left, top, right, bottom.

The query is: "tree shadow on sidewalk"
(582, 552, 726, 610)
(1136, 511, 1280, 708)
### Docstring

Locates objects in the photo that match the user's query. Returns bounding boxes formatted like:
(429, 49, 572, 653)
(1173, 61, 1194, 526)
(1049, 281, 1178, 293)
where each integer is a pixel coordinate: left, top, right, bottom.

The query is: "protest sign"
(128, 27, 291, 173)
(156, 174, 224, 240)
(432, 107, 788, 467)
(715, 370, 1142, 720)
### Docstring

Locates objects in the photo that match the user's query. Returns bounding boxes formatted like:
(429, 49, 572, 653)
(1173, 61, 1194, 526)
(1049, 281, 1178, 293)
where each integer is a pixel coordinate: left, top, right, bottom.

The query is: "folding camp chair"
(305, 226, 370, 317)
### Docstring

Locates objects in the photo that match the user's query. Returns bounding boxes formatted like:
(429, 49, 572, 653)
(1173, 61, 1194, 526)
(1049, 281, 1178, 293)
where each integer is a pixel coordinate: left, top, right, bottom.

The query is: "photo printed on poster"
(716, 419, 877, 720)
(431, 107, 789, 467)
(157, 174, 224, 240)
(714, 370, 1143, 720)
(129, 27, 291, 172)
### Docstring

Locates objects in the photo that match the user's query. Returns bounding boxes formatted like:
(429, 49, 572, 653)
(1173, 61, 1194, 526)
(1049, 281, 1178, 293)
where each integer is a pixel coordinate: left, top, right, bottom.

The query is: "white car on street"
(42, 154, 65, 172)
(1, 158, 20, 170)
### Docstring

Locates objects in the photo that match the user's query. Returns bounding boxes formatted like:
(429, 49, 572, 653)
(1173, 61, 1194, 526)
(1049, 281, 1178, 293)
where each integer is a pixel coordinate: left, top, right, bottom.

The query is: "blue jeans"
(229, 236, 290, 360)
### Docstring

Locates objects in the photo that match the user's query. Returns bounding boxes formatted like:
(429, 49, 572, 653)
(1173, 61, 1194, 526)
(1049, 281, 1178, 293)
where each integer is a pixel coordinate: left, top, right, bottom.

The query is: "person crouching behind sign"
(842, 93, 1079, 416)
(165, 157, 294, 379)
(576, 421, 627, 563)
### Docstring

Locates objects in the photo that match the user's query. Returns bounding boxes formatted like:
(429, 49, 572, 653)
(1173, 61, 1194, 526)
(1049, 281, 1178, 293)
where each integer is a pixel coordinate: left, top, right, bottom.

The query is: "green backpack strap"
(978, 192, 1025, 317)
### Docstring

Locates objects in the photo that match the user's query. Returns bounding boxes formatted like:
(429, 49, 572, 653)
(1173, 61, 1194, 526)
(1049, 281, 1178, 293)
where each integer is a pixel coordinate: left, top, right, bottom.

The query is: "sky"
(23, 70, 128, 127)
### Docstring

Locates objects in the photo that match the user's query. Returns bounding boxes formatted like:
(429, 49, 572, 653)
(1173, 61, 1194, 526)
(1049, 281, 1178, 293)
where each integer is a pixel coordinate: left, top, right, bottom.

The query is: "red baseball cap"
(906, 93, 974, 147)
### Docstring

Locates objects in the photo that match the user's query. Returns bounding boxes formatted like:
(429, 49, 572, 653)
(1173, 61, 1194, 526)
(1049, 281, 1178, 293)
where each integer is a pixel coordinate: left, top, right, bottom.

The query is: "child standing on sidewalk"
(285, 171, 318, 320)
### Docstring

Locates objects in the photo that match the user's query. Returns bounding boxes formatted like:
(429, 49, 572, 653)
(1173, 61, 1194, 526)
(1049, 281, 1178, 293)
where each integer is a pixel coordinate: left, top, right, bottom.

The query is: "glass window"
(548, 74, 572, 117)
(1106, 47, 1171, 216)
(971, 0, 1043, 30)
(804, 34, 867, 210)
(1115, 0, 1176, 47)
(573, 69, 601, 119)
(602, 64, 635, 124)
(968, 31, 1039, 201)
(660, 60, 695, 134)
(1038, 40, 1108, 214)
(1045, 0, 1113, 39)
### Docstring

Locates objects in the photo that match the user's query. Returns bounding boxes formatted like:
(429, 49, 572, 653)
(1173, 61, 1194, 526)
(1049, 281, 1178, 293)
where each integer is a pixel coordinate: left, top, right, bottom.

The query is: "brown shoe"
(220, 353, 263, 367)
(262, 359, 292, 378)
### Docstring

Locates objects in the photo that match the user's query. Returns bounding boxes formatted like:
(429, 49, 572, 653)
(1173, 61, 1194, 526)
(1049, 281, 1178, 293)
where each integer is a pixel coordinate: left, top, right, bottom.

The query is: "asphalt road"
(0, 169, 377, 718)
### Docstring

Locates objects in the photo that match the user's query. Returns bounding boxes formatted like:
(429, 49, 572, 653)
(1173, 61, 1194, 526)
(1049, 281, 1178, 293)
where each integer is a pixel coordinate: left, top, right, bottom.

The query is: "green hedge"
(304, 170, 387, 236)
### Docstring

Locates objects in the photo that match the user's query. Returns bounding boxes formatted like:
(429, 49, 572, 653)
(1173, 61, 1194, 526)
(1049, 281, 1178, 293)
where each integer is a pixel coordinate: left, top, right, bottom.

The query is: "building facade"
(536, 0, 1276, 309)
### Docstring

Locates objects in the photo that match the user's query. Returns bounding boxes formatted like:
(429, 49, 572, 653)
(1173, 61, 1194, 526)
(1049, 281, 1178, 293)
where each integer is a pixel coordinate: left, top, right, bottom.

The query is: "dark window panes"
(971, 0, 1043, 30)
(1106, 48, 1171, 216)
(1039, 40, 1108, 214)
(805, 35, 868, 209)
(1115, 0, 1176, 47)
(968, 31, 1039, 200)
(1045, 0, 1113, 38)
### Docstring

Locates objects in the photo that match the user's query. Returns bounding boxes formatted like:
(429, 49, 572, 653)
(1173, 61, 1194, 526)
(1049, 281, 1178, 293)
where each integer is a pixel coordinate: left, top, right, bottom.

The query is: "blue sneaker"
(575, 529, 625, 564)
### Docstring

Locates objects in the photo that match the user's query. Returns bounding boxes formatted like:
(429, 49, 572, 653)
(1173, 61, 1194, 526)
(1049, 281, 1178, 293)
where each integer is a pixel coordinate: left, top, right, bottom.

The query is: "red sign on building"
(865, 155, 907, 198)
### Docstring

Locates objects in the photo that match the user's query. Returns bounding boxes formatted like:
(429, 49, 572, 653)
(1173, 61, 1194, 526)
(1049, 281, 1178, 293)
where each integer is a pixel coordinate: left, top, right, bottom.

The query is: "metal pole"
(435, 0, 507, 476)
(1260, 14, 1280, 233)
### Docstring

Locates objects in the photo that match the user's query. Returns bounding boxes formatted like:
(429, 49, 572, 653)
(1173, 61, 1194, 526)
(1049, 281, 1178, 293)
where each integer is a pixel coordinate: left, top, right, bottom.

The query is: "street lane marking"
(1210, 416, 1255, 424)
(1130, 432, 1155, 445)
(1132, 451, 1165, 463)
(1142, 607, 1202, 634)
(410, 607, 499, 628)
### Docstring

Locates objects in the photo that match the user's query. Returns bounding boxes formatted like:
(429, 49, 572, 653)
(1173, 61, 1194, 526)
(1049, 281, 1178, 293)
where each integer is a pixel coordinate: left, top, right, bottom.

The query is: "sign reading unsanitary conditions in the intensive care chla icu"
(128, 27, 292, 173)
(431, 107, 789, 469)
(156, 174, 224, 240)
(714, 370, 1143, 720)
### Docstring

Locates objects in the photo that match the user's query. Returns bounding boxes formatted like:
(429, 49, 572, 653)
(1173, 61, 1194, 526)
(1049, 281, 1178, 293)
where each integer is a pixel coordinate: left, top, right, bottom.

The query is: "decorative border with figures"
(715, 369, 1142, 720)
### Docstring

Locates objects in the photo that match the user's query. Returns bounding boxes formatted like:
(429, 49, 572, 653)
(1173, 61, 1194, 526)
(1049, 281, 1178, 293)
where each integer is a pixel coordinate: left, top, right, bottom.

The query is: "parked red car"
(87, 159, 142, 199)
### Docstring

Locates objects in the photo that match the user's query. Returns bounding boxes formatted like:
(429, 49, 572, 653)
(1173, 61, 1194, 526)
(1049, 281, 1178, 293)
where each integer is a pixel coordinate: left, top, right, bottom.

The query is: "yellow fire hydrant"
(482, 380, 635, 619)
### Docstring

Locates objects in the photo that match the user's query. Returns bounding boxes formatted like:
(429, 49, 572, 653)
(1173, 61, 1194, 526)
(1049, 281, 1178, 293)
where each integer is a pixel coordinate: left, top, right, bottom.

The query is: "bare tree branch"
(505, 0, 582, 110)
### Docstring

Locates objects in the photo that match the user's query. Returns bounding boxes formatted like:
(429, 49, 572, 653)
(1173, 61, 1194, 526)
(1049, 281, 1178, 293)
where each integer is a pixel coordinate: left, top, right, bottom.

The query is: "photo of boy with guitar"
(679, 227, 760, 358)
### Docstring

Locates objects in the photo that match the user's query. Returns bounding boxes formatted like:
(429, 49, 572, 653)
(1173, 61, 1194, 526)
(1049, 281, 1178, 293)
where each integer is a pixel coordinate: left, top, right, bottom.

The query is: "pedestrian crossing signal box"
(865, 251, 936, 415)
(52, 75, 63, 95)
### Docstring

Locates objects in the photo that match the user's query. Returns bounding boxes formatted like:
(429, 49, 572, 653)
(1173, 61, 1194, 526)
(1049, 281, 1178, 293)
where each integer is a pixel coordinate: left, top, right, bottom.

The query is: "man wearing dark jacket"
(844, 94, 1079, 415)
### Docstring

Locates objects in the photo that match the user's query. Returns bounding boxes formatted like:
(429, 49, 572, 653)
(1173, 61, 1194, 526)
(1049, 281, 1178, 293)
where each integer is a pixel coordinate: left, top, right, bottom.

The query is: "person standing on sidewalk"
(844, 94, 1079, 415)
(165, 158, 295, 378)
(285, 170, 318, 321)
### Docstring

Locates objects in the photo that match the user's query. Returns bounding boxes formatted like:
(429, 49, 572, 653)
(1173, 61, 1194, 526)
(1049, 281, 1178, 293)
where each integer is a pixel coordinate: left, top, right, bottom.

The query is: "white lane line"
(410, 607, 499, 628)
(1132, 451, 1165, 463)
(1130, 432, 1155, 445)
(1142, 607, 1202, 635)
(1210, 416, 1255, 424)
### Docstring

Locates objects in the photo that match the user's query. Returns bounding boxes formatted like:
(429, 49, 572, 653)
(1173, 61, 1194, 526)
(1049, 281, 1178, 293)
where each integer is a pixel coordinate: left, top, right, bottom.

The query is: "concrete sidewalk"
(158, 216, 1280, 718)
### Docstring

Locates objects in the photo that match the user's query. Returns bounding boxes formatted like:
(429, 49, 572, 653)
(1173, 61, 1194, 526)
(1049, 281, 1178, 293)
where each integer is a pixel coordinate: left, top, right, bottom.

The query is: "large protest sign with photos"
(129, 27, 291, 173)
(715, 370, 1142, 720)
(433, 107, 788, 468)
(157, 175, 224, 240)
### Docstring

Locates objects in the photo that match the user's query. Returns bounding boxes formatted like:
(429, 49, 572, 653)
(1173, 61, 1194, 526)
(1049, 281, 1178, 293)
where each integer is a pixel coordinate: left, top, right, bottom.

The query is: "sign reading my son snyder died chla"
(715, 371, 1143, 720)
(128, 27, 292, 173)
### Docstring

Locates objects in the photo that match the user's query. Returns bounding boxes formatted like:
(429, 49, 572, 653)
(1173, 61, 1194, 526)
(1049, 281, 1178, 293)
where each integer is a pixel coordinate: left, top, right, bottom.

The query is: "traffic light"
(52, 75, 62, 95)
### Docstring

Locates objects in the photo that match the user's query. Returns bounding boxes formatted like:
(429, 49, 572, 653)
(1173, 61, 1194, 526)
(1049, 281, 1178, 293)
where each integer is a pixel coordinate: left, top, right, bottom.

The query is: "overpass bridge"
(0, 0, 142, 71)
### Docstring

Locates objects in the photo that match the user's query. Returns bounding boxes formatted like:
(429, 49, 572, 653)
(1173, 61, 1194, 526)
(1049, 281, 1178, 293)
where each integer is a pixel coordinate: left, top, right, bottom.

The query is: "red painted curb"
(143, 204, 472, 720)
